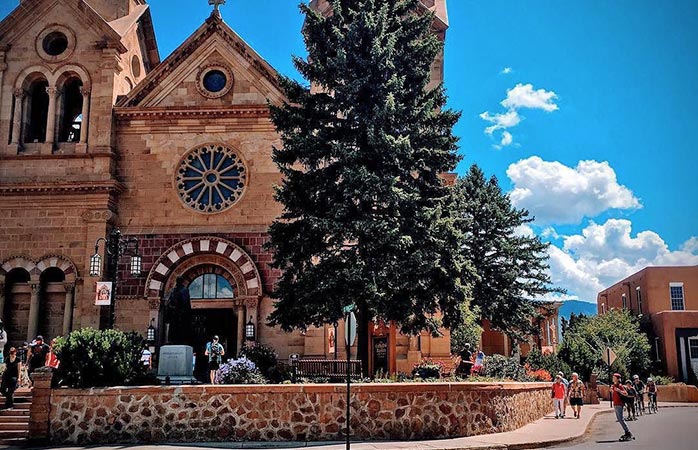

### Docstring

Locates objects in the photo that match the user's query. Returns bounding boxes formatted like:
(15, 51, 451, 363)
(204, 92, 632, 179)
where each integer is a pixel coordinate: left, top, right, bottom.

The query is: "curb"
(506, 409, 613, 450)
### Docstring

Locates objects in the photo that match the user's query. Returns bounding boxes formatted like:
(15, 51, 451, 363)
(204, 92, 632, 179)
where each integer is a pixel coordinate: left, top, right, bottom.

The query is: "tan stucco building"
(597, 265, 698, 382)
(0, 0, 453, 378)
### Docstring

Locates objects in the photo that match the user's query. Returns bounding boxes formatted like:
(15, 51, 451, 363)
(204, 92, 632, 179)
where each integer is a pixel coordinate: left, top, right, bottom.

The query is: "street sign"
(344, 312, 357, 346)
(602, 347, 617, 366)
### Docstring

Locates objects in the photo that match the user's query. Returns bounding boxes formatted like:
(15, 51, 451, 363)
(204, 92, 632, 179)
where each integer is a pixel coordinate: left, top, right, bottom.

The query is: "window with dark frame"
(188, 273, 234, 299)
(670, 284, 685, 311)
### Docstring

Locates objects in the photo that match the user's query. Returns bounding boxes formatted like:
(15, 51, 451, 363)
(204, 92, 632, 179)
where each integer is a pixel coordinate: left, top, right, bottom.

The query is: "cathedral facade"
(0, 0, 451, 376)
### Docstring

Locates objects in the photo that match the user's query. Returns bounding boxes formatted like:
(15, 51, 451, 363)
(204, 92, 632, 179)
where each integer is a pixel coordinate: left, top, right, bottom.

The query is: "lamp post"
(89, 229, 142, 329)
(245, 316, 255, 341)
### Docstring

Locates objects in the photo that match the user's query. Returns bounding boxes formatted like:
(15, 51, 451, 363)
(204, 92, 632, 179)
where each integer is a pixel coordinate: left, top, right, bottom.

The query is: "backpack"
(621, 387, 636, 405)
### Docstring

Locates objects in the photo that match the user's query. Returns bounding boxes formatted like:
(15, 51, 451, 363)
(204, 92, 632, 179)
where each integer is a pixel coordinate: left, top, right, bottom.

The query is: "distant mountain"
(559, 300, 597, 320)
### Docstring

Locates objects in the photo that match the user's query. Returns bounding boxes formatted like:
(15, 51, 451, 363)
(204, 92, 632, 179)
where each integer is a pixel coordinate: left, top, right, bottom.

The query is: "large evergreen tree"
(454, 165, 561, 340)
(267, 0, 466, 371)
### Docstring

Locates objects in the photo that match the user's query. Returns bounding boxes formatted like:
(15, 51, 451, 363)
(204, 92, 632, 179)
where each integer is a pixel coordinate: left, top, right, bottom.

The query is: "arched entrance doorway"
(144, 237, 262, 381)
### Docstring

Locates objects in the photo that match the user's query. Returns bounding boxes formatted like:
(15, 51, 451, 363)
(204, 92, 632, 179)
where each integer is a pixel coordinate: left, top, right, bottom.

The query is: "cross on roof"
(208, 0, 226, 17)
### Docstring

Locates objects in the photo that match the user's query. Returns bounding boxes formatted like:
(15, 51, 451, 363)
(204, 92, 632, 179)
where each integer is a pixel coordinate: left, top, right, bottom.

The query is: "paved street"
(550, 407, 698, 450)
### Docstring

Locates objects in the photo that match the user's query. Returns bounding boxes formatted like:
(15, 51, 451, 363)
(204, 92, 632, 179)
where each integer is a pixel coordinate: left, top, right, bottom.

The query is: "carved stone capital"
(244, 297, 258, 310)
(79, 86, 91, 97)
(13, 88, 26, 98)
(30, 283, 40, 294)
(45, 86, 61, 97)
(64, 282, 75, 292)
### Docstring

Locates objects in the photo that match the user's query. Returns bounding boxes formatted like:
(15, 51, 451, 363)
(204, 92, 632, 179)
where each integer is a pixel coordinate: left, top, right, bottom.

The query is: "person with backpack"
(611, 373, 634, 441)
(632, 375, 646, 413)
(0, 347, 20, 410)
(204, 335, 224, 384)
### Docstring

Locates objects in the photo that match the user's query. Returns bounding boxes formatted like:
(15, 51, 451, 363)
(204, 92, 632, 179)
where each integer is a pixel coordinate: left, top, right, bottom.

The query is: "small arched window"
(188, 274, 234, 299)
(59, 78, 83, 142)
(25, 79, 49, 142)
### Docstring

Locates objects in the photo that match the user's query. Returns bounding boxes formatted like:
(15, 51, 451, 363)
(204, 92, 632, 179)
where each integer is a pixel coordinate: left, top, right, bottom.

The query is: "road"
(550, 407, 698, 450)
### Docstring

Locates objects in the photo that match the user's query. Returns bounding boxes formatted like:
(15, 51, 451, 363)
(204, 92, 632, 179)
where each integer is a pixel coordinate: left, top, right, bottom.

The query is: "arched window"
(25, 79, 49, 143)
(188, 274, 234, 299)
(59, 78, 83, 142)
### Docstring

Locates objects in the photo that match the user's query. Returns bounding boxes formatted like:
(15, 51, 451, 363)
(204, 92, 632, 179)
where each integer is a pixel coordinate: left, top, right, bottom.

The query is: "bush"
(525, 348, 571, 378)
(525, 364, 552, 382)
(266, 362, 293, 383)
(650, 374, 675, 385)
(412, 358, 445, 379)
(238, 343, 278, 378)
(480, 354, 530, 381)
(215, 357, 266, 384)
(54, 328, 145, 388)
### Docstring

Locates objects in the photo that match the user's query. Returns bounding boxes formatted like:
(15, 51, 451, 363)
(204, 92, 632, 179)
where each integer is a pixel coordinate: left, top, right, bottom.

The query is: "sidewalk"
(200, 402, 694, 450)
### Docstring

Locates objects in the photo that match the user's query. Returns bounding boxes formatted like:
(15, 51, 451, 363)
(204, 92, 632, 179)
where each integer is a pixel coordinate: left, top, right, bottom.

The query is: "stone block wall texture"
(46, 382, 551, 445)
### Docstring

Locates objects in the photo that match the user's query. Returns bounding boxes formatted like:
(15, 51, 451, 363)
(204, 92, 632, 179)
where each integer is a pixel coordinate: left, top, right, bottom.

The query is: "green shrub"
(215, 357, 266, 384)
(650, 374, 674, 385)
(525, 348, 571, 378)
(480, 354, 531, 381)
(238, 343, 278, 378)
(266, 362, 293, 383)
(54, 328, 146, 388)
(412, 358, 445, 379)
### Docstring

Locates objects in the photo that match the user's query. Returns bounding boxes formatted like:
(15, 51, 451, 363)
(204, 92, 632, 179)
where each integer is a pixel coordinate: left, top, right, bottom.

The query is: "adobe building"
(480, 301, 562, 358)
(0, 0, 452, 377)
(597, 265, 698, 382)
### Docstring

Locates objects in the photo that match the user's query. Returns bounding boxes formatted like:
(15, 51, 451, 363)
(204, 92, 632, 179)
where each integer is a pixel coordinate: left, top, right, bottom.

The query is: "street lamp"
(89, 229, 142, 329)
(147, 318, 157, 344)
(245, 316, 255, 341)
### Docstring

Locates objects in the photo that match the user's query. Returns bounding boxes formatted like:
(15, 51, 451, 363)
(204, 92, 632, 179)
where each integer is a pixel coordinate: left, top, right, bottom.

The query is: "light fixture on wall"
(147, 318, 156, 344)
(245, 316, 255, 341)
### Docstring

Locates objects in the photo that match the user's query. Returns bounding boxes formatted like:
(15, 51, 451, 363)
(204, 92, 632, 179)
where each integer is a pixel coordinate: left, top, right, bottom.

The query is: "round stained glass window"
(176, 144, 247, 213)
(203, 70, 227, 93)
(42, 31, 68, 56)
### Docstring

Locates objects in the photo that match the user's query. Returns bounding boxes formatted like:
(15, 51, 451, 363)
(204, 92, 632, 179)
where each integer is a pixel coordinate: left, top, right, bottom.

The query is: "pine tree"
(267, 0, 466, 371)
(454, 165, 562, 340)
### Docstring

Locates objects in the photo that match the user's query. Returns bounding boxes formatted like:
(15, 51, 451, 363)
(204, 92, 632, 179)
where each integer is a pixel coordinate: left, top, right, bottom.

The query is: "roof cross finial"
(208, 0, 226, 18)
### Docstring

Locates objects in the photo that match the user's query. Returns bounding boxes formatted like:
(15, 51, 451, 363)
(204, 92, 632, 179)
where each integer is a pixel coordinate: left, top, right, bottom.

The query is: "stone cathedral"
(0, 0, 451, 377)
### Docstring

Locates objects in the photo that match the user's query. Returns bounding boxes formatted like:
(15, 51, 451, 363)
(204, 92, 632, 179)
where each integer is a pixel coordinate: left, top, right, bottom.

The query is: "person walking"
(567, 372, 586, 419)
(557, 371, 569, 418)
(552, 374, 566, 419)
(0, 320, 7, 364)
(1, 347, 21, 410)
(27, 335, 49, 385)
(456, 343, 474, 378)
(204, 335, 224, 384)
(611, 373, 634, 441)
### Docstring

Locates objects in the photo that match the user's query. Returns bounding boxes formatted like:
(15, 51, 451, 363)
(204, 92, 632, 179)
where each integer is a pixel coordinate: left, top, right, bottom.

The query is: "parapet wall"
(38, 380, 552, 444)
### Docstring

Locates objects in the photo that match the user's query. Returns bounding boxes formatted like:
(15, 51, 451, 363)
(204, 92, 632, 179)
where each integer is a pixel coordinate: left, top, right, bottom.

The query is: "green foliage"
(215, 357, 267, 385)
(266, 0, 468, 358)
(453, 166, 563, 339)
(525, 348, 571, 379)
(558, 310, 651, 381)
(54, 328, 146, 388)
(412, 358, 445, 379)
(238, 343, 278, 378)
(480, 354, 531, 381)
(450, 301, 482, 354)
(649, 374, 675, 385)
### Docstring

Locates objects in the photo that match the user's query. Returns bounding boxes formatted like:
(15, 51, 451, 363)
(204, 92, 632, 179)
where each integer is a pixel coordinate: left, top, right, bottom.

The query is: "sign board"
(601, 347, 617, 366)
(328, 326, 336, 355)
(344, 312, 357, 346)
(95, 281, 112, 306)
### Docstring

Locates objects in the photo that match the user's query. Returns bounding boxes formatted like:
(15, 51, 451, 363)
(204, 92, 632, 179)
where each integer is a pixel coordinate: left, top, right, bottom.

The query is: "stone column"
(0, 283, 5, 321)
(62, 282, 75, 335)
(28, 367, 53, 444)
(44, 86, 59, 146)
(78, 86, 90, 144)
(236, 305, 245, 356)
(11, 89, 25, 145)
(27, 282, 41, 341)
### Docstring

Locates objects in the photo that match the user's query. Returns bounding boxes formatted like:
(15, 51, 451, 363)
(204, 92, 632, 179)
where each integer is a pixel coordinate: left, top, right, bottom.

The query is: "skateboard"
(619, 434, 635, 442)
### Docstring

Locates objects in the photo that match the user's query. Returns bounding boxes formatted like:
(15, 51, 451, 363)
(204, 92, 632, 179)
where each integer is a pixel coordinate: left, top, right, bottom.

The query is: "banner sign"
(95, 281, 112, 306)
(328, 326, 336, 355)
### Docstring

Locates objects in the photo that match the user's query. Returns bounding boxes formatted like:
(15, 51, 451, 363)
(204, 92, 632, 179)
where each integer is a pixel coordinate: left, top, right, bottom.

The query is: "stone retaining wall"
(42, 382, 552, 445)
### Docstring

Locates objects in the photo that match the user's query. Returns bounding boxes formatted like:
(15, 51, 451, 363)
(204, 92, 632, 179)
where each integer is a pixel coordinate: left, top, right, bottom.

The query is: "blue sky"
(2, 0, 696, 302)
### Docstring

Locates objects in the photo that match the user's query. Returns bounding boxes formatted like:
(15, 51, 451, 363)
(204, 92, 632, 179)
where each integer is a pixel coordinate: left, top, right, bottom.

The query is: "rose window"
(176, 144, 247, 213)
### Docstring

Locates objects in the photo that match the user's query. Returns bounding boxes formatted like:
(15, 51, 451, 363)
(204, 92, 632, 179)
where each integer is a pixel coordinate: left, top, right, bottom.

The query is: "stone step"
(0, 422, 28, 431)
(0, 415, 29, 423)
(8, 403, 30, 410)
(0, 437, 27, 446)
(0, 409, 29, 417)
(0, 430, 28, 439)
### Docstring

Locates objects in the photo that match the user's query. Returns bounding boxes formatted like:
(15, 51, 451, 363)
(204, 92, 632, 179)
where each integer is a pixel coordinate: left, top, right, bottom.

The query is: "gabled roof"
(0, 0, 126, 53)
(107, 4, 160, 69)
(116, 13, 284, 108)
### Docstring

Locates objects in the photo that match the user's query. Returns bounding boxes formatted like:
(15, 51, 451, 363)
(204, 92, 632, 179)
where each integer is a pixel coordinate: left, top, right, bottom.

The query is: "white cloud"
(507, 156, 641, 224)
(501, 83, 559, 112)
(480, 110, 521, 135)
(681, 237, 698, 254)
(480, 83, 558, 148)
(501, 67, 513, 74)
(545, 219, 698, 301)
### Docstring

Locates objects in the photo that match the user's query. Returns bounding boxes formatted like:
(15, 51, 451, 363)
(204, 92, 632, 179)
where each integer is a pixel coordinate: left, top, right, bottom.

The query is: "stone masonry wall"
(46, 382, 551, 445)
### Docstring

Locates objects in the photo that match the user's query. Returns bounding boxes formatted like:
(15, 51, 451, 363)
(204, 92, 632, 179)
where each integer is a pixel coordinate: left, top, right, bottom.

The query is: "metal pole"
(346, 313, 351, 450)
(608, 348, 612, 408)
